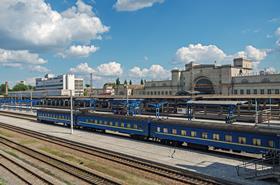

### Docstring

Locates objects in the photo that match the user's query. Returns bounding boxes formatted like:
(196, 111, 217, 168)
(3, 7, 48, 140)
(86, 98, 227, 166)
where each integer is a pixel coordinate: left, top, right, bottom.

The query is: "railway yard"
(0, 96, 280, 185)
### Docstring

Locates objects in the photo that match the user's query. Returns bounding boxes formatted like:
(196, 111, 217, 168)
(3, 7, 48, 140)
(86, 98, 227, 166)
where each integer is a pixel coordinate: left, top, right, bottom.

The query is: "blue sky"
(0, 0, 280, 87)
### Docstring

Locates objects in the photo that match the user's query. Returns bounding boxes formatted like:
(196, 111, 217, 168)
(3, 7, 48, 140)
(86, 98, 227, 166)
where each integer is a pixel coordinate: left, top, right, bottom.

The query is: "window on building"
(181, 130, 186, 136)
(275, 89, 279, 94)
(157, 127, 160, 132)
(260, 89, 264, 94)
(147, 92, 150, 95)
(268, 89, 272, 94)
(169, 91, 172, 95)
(234, 90, 238, 94)
(161, 91, 164, 95)
(238, 137, 246, 144)
(165, 91, 168, 95)
(163, 128, 168, 133)
(172, 129, 177, 135)
(254, 89, 258, 94)
(225, 135, 232, 142)
(202, 132, 208, 139)
(240, 89, 244, 95)
(246, 89, 250, 94)
(268, 140, 274, 148)
(213, 134, 220, 140)
(151, 92, 153, 95)
(252, 138, 261, 146)
(191, 131, 196, 137)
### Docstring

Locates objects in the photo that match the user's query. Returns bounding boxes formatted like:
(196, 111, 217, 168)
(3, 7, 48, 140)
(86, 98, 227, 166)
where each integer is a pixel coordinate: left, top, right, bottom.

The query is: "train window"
(104, 121, 108, 125)
(121, 123, 124, 127)
(163, 128, 168, 133)
(202, 132, 208, 139)
(138, 125, 142, 130)
(191, 131, 196, 137)
(252, 138, 261, 146)
(238, 137, 246, 144)
(268, 140, 274, 148)
(115, 122, 119, 127)
(213, 134, 220, 140)
(94, 120, 98, 124)
(133, 124, 137, 129)
(172, 129, 177, 135)
(157, 127, 160, 132)
(181, 130, 186, 136)
(127, 124, 131, 128)
(225, 135, 232, 142)
(109, 121, 113, 126)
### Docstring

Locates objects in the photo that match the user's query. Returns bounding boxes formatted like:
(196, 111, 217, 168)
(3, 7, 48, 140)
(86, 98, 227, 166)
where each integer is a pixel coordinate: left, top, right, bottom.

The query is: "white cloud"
(176, 43, 268, 66)
(59, 45, 99, 58)
(0, 0, 109, 49)
(176, 44, 226, 64)
(0, 48, 47, 66)
(129, 64, 169, 80)
(97, 61, 123, 76)
(29, 65, 49, 73)
(70, 61, 123, 77)
(70, 62, 96, 74)
(235, 45, 267, 61)
(114, 0, 164, 11)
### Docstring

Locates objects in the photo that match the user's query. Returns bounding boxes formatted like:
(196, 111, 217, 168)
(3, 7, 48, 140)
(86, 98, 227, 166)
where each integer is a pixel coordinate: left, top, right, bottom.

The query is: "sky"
(0, 0, 280, 87)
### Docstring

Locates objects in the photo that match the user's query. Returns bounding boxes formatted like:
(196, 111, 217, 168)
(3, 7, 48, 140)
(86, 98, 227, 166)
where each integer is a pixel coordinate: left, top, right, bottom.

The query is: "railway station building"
(134, 58, 280, 96)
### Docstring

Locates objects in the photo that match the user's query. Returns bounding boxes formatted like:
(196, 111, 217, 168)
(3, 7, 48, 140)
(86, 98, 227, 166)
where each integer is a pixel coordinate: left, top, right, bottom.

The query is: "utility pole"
(126, 85, 129, 116)
(70, 90, 74, 134)
(90, 73, 93, 96)
(255, 99, 258, 125)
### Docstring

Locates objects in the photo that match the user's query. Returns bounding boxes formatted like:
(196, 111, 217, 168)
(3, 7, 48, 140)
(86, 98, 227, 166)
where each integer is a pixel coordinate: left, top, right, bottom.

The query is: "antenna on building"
(90, 73, 93, 96)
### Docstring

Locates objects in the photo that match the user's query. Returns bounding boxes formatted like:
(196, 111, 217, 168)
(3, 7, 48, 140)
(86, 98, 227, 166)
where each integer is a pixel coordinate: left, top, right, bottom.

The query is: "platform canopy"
(186, 100, 248, 106)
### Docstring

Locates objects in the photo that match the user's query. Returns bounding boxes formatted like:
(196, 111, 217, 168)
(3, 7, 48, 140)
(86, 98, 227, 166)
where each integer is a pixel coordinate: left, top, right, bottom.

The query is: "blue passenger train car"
(36, 108, 280, 155)
(37, 109, 76, 126)
(150, 119, 280, 154)
(76, 113, 150, 137)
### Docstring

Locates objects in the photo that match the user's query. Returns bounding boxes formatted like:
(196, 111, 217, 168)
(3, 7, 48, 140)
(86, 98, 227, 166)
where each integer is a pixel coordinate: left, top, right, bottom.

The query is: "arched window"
(194, 78, 214, 94)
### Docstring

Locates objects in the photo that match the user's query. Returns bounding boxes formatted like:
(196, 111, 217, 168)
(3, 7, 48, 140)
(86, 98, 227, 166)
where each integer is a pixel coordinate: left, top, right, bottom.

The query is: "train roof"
(186, 100, 248, 106)
(154, 118, 280, 135)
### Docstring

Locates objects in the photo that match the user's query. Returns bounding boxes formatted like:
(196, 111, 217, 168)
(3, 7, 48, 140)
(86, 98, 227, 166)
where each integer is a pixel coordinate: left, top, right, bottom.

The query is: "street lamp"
(70, 89, 74, 134)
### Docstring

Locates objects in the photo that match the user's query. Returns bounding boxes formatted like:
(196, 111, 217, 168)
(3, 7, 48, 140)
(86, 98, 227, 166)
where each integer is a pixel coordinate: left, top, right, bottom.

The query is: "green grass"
(0, 178, 7, 185)
(39, 146, 160, 185)
(0, 130, 14, 138)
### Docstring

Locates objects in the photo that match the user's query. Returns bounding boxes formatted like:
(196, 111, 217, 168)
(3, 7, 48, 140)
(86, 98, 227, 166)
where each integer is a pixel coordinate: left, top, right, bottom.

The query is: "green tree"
(140, 79, 144, 85)
(12, 83, 29, 91)
(116, 78, 120, 85)
(0, 84, 6, 94)
(124, 80, 127, 85)
(129, 80, 132, 85)
(85, 84, 90, 88)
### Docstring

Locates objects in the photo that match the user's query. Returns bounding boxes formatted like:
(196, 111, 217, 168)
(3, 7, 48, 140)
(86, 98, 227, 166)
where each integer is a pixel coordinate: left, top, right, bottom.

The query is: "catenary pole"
(70, 90, 74, 134)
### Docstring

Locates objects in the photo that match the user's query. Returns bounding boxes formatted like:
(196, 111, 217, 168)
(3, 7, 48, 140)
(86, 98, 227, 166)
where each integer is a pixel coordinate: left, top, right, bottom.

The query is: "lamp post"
(126, 84, 129, 116)
(70, 89, 74, 134)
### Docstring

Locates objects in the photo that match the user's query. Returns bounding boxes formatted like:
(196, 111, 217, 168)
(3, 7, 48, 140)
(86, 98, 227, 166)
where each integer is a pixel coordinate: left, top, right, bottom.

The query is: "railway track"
(0, 135, 120, 185)
(0, 151, 54, 185)
(0, 111, 236, 185)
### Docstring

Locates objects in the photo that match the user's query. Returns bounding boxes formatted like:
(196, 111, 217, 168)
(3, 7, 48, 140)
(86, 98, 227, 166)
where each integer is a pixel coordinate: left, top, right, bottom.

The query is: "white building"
(35, 74, 84, 96)
(134, 58, 280, 96)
